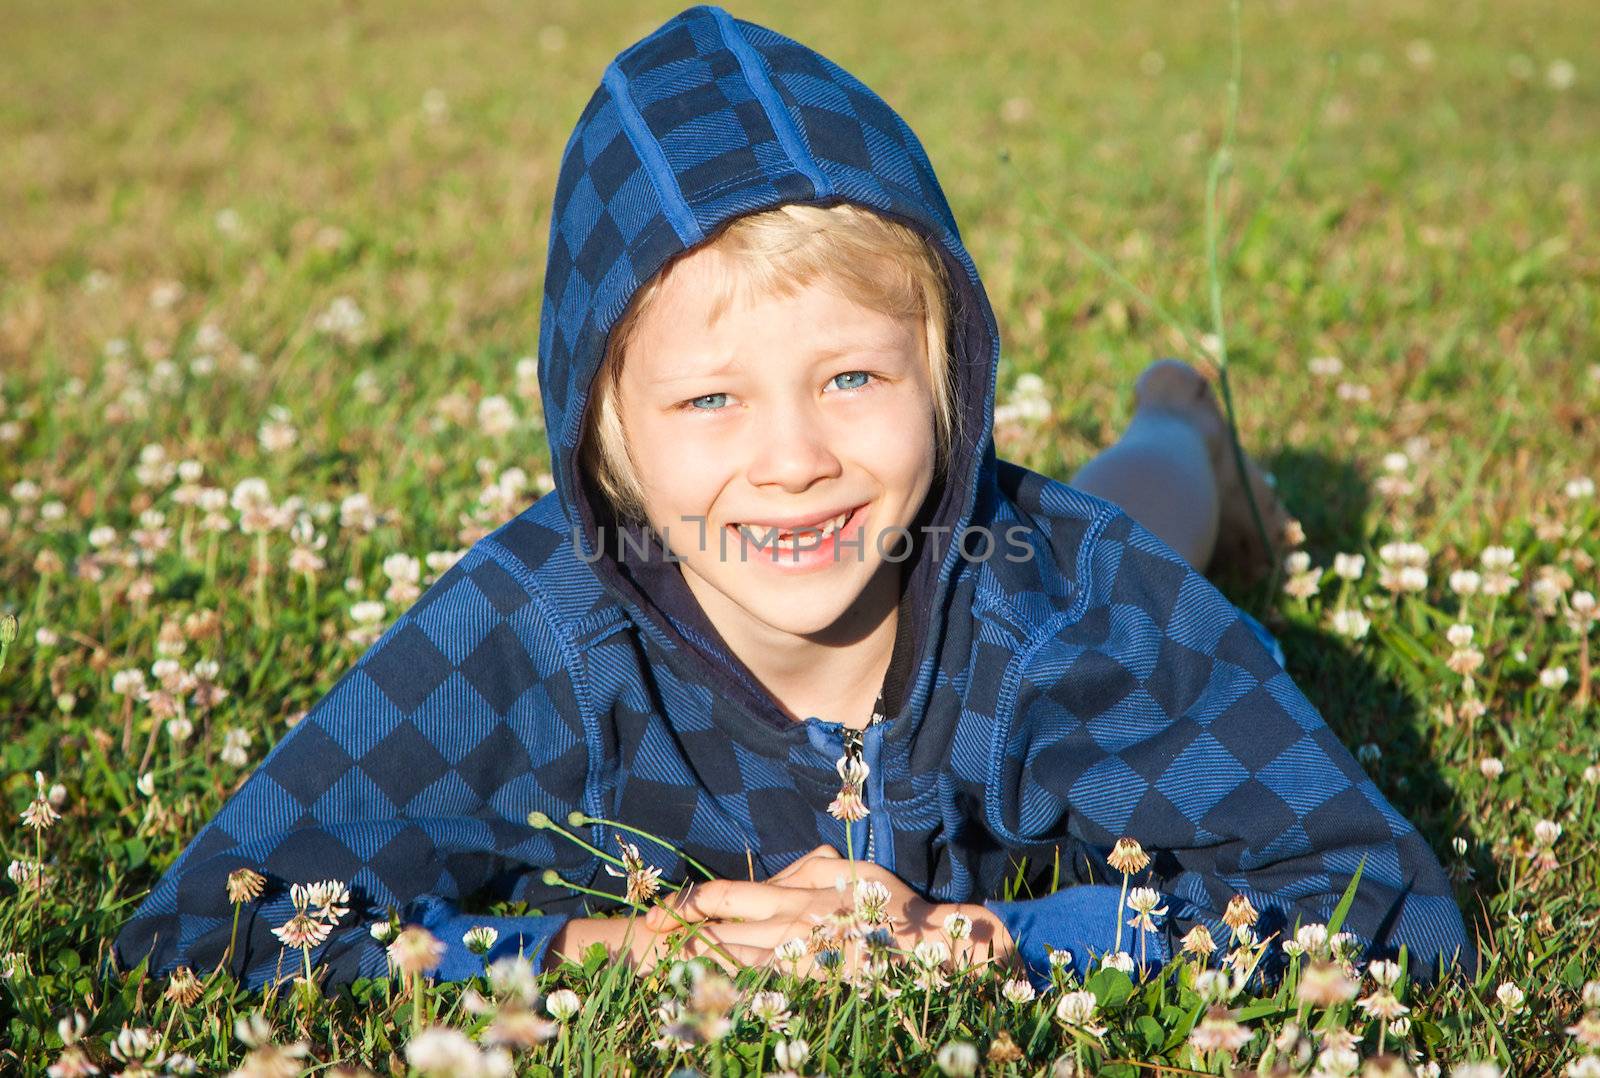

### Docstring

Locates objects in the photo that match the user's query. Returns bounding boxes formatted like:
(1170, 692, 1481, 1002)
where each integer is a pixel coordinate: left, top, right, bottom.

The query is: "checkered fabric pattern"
(116, 4, 1471, 990)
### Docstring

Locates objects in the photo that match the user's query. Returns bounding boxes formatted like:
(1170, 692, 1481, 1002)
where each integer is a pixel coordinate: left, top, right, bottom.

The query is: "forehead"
(625, 247, 912, 367)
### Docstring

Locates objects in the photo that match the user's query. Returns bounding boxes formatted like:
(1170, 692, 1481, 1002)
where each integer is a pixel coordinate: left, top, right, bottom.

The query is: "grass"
(2, 0, 1599, 1073)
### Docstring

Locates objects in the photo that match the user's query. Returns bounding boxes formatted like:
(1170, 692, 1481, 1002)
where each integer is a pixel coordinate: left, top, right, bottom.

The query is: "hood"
(535, 4, 1002, 736)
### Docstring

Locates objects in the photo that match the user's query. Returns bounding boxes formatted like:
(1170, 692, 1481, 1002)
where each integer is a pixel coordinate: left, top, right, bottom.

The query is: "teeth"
(738, 508, 854, 546)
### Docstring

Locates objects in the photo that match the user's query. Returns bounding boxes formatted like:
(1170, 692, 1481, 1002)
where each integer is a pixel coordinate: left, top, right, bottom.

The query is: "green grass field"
(2, 0, 1598, 1073)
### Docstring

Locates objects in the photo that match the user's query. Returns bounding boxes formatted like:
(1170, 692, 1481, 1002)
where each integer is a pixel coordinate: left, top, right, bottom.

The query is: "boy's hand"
(640, 845, 1014, 979)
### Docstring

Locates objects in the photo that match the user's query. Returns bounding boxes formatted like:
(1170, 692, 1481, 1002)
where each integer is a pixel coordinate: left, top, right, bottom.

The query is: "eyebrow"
(649, 339, 902, 386)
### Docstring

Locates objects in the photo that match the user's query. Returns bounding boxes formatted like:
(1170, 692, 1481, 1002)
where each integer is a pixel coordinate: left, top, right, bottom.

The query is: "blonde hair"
(579, 201, 957, 524)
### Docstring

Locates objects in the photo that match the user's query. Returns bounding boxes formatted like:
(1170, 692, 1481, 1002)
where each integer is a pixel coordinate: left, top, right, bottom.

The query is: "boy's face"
(615, 245, 937, 644)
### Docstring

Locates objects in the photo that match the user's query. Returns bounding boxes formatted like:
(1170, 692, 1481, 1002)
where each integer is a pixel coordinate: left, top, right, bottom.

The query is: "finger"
(775, 857, 890, 891)
(672, 924, 774, 977)
(684, 917, 811, 952)
(769, 844, 843, 884)
(644, 879, 800, 930)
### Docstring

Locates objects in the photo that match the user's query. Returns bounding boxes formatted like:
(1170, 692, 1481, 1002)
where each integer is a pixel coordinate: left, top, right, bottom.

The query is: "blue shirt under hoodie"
(115, 3, 1473, 991)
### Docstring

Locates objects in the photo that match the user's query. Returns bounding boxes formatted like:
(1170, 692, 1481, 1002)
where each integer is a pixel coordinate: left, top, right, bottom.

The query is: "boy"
(116, 3, 1470, 990)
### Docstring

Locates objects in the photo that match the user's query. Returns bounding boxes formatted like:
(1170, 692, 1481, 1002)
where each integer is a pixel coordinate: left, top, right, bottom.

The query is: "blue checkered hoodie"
(116, 4, 1471, 990)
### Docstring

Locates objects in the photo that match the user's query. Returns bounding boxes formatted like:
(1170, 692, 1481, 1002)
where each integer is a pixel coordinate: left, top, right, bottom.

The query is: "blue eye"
(831, 371, 871, 391)
(687, 393, 728, 410)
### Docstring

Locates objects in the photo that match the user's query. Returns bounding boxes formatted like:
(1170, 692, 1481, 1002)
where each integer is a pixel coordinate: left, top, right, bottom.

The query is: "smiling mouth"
(729, 504, 864, 547)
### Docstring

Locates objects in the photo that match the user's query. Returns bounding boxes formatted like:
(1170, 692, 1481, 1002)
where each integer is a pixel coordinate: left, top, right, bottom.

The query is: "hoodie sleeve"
(113, 547, 597, 989)
(983, 506, 1473, 989)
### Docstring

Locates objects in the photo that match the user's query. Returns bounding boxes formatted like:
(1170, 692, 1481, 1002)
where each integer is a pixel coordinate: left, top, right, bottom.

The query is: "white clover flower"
(853, 879, 891, 923)
(379, 553, 423, 589)
(1308, 355, 1344, 377)
(1446, 623, 1474, 648)
(913, 939, 951, 969)
(1356, 985, 1408, 1017)
(314, 296, 367, 343)
(1368, 959, 1401, 987)
(774, 1038, 811, 1070)
(1295, 923, 1329, 955)
(774, 937, 809, 964)
(1534, 819, 1562, 845)
(943, 911, 973, 941)
(514, 356, 539, 395)
(463, 925, 500, 956)
(1449, 570, 1481, 596)
(1569, 591, 1598, 632)
(835, 753, 869, 787)
(112, 669, 147, 696)
(1002, 977, 1036, 1004)
(388, 926, 446, 975)
(1529, 572, 1559, 611)
(1541, 666, 1570, 690)
(478, 395, 518, 437)
(747, 989, 790, 1031)
(405, 1027, 492, 1075)
(1329, 608, 1371, 640)
(1099, 951, 1134, 973)
(935, 1040, 978, 1077)
(1125, 886, 1168, 932)
(220, 727, 253, 768)
(1333, 553, 1365, 580)
(487, 955, 539, 1005)
(1055, 990, 1101, 1026)
(1547, 59, 1577, 91)
(1495, 981, 1526, 1013)
(1196, 969, 1237, 1002)
(1284, 550, 1312, 575)
(349, 600, 387, 625)
(110, 1024, 164, 1065)
(339, 492, 379, 532)
(1327, 931, 1362, 962)
(545, 988, 581, 1022)
(257, 406, 298, 454)
(1479, 757, 1504, 780)
(229, 477, 272, 514)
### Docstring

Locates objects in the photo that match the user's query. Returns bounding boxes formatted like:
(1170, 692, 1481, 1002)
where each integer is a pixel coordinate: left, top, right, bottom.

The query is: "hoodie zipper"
(841, 695, 888, 864)
(841, 724, 872, 862)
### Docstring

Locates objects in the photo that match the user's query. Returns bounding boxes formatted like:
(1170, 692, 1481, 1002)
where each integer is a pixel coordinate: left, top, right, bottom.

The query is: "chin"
(756, 606, 856, 639)
(729, 581, 865, 638)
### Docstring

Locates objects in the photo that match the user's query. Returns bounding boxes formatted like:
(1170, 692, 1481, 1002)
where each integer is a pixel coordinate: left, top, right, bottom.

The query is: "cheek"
(630, 418, 727, 515)
(849, 394, 937, 480)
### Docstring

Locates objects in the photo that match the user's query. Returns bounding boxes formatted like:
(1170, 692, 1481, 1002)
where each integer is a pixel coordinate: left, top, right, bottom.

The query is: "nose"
(744, 399, 842, 493)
